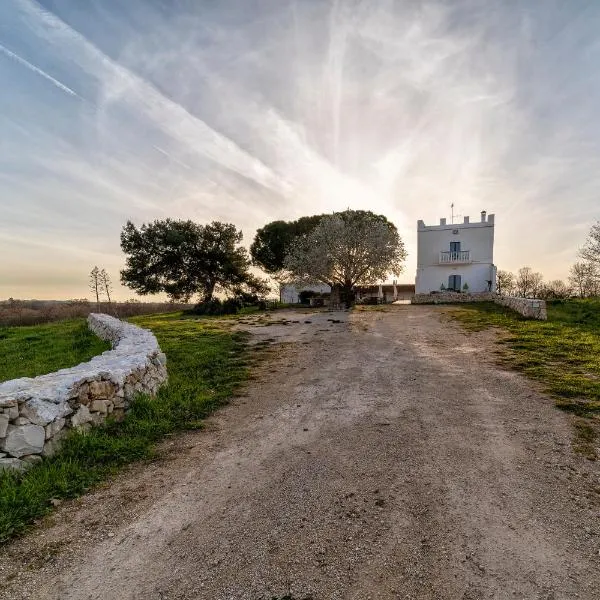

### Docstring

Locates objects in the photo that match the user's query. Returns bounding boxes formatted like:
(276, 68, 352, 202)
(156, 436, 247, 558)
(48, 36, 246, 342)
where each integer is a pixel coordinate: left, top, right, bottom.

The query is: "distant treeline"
(0, 299, 189, 327)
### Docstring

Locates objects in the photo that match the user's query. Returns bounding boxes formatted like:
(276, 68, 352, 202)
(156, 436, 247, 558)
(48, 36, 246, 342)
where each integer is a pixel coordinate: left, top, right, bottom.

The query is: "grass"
(450, 299, 600, 453)
(0, 312, 253, 544)
(0, 319, 111, 383)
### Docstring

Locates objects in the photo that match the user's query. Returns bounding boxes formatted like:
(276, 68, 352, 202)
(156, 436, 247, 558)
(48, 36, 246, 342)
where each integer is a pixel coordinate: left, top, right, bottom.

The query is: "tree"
(515, 266, 544, 298)
(569, 261, 599, 297)
(250, 215, 325, 275)
(580, 221, 600, 267)
(99, 269, 113, 310)
(89, 266, 101, 310)
(540, 279, 571, 299)
(284, 210, 406, 307)
(496, 270, 515, 296)
(120, 219, 262, 302)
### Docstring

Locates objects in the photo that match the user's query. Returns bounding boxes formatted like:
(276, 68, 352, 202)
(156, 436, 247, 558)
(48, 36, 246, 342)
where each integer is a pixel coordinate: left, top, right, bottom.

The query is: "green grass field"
(0, 312, 252, 543)
(0, 319, 111, 383)
(451, 300, 600, 417)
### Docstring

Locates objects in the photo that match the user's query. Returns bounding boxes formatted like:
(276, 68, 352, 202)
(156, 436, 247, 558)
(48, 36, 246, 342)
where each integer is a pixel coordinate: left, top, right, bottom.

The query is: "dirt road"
(2, 306, 599, 599)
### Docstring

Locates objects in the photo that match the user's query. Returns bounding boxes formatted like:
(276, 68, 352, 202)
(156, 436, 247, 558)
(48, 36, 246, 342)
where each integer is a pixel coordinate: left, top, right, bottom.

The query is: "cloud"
(0, 41, 82, 98)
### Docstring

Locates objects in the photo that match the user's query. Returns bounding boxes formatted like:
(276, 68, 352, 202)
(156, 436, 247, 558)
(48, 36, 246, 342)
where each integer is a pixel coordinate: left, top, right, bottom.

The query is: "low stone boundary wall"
(411, 292, 547, 320)
(412, 292, 496, 304)
(0, 314, 167, 471)
(494, 296, 547, 320)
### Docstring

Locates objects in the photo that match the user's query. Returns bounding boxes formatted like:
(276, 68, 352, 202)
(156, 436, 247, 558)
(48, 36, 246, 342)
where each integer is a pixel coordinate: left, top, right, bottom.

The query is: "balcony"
(439, 250, 471, 264)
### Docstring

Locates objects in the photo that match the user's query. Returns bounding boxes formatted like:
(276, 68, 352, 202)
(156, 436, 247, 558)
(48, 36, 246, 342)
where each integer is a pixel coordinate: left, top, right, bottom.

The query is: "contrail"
(15, 0, 290, 198)
(0, 42, 82, 99)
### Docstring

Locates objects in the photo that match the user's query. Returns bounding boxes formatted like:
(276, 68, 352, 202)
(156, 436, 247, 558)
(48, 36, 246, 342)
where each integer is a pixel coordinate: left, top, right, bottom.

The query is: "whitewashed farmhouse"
(415, 211, 496, 294)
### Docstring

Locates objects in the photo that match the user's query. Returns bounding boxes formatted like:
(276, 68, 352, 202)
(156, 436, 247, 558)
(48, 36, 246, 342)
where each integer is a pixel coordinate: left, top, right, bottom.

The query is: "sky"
(1, 0, 599, 300)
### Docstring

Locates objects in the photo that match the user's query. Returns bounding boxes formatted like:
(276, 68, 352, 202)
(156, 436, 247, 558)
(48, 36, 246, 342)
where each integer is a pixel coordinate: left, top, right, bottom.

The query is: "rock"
(20, 398, 71, 426)
(45, 418, 65, 440)
(42, 429, 68, 458)
(7, 405, 19, 420)
(71, 405, 92, 428)
(21, 454, 43, 465)
(0, 413, 9, 437)
(89, 399, 109, 414)
(89, 381, 115, 398)
(13, 417, 31, 425)
(0, 424, 45, 457)
(0, 457, 26, 471)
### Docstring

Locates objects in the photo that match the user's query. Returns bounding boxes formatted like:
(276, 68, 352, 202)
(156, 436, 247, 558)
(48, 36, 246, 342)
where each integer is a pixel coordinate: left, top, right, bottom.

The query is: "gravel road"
(1, 306, 599, 600)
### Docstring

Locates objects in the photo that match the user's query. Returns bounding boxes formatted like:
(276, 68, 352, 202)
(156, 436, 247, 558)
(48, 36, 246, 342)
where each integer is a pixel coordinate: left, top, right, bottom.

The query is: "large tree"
(120, 219, 265, 302)
(284, 210, 406, 307)
(250, 215, 325, 274)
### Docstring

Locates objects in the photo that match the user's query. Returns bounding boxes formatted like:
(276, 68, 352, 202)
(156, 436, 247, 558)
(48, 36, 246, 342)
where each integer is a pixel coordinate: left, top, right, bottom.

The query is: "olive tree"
(284, 210, 406, 307)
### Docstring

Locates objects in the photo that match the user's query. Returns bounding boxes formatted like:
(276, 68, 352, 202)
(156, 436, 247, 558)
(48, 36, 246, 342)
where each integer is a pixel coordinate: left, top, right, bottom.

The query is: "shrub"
(191, 298, 242, 316)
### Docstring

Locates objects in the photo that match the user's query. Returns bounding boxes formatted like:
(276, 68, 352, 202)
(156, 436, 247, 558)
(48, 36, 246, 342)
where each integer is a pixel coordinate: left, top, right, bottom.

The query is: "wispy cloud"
(2, 0, 600, 299)
(0, 41, 82, 99)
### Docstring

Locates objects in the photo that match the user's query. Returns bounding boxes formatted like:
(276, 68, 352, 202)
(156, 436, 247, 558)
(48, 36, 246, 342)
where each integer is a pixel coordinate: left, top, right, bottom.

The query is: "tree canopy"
(250, 215, 325, 274)
(284, 210, 406, 305)
(120, 219, 267, 302)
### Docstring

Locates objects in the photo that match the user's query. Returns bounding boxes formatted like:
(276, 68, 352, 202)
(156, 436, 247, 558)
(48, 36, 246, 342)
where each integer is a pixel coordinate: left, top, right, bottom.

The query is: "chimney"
(487, 214, 495, 224)
(440, 218, 447, 225)
(463, 216, 470, 224)
(480, 210, 487, 222)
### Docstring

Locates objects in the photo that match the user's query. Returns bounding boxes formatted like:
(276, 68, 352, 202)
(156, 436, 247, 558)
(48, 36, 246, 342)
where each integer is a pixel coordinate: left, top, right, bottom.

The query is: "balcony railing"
(439, 250, 471, 264)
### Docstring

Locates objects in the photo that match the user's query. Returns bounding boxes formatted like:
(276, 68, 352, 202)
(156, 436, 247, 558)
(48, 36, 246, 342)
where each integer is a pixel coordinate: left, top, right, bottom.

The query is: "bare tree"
(541, 280, 571, 299)
(496, 270, 515, 296)
(99, 269, 113, 312)
(515, 267, 544, 298)
(89, 266, 101, 310)
(569, 261, 599, 297)
(579, 221, 600, 268)
(284, 210, 407, 308)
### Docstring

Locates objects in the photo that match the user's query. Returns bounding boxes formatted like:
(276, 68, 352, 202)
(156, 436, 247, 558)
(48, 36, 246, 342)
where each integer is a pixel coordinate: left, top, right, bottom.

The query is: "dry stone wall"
(411, 292, 497, 304)
(0, 314, 167, 471)
(494, 296, 547, 320)
(411, 292, 547, 320)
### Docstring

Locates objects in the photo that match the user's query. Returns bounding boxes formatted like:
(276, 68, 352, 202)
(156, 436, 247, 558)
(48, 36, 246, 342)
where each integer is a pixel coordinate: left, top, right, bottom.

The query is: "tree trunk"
(203, 281, 216, 302)
(341, 281, 354, 309)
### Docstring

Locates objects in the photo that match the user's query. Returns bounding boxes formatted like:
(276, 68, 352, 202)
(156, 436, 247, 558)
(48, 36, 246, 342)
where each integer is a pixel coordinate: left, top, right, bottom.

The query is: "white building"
(415, 211, 496, 294)
(280, 283, 331, 304)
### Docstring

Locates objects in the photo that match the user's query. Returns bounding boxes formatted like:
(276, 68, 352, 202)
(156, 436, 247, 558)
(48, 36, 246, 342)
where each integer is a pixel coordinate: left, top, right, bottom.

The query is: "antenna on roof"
(450, 203, 462, 224)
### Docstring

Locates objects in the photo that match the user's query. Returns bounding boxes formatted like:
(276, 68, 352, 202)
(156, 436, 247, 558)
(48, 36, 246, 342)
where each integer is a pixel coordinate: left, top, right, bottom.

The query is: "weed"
(0, 319, 110, 383)
(450, 300, 600, 455)
(0, 313, 252, 544)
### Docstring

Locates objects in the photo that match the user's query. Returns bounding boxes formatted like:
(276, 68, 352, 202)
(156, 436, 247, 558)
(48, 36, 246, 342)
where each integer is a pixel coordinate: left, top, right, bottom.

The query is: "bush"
(191, 298, 242, 316)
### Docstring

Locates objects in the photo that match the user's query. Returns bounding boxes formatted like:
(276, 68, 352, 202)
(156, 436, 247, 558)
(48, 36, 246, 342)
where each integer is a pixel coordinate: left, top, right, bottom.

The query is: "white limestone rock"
(0, 457, 26, 471)
(0, 424, 45, 458)
(0, 413, 9, 438)
(71, 405, 92, 428)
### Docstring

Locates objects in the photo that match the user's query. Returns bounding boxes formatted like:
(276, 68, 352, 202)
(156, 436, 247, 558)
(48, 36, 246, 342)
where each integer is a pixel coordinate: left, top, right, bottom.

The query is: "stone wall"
(494, 296, 547, 320)
(411, 292, 547, 320)
(411, 292, 497, 304)
(0, 314, 167, 471)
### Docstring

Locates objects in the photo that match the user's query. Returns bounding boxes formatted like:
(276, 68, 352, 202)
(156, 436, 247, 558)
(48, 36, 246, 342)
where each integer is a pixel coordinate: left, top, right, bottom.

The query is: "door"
(449, 241, 461, 261)
(448, 274, 462, 291)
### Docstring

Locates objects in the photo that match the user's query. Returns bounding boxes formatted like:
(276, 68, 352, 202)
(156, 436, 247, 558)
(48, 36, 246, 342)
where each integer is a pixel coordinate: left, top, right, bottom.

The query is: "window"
(450, 241, 461, 253)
